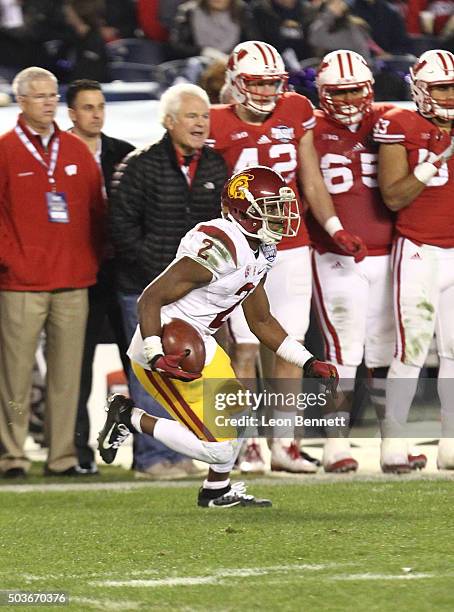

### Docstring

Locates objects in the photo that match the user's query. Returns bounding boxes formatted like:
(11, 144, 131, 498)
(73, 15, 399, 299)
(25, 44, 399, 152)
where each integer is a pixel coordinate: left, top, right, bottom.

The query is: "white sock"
(210, 438, 242, 473)
(203, 478, 230, 490)
(273, 408, 296, 443)
(131, 407, 146, 433)
(324, 411, 350, 437)
(438, 357, 454, 437)
(383, 360, 420, 437)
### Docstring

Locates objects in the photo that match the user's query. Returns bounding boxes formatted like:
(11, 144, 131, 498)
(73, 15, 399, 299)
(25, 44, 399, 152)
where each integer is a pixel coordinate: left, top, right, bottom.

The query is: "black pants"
(75, 260, 130, 466)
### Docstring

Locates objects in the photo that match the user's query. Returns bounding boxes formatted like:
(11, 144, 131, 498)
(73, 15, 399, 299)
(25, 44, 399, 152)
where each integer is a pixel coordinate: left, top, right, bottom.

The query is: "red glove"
(151, 351, 202, 382)
(333, 229, 368, 263)
(303, 357, 339, 396)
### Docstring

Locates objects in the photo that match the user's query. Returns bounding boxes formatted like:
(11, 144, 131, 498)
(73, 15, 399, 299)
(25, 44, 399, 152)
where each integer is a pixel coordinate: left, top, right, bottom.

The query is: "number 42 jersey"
(208, 92, 315, 249)
(128, 219, 277, 367)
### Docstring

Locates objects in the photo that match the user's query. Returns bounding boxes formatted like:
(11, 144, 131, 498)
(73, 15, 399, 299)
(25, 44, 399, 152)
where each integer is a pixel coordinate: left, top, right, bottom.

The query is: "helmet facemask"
(319, 82, 374, 125)
(227, 185, 300, 245)
(410, 50, 454, 121)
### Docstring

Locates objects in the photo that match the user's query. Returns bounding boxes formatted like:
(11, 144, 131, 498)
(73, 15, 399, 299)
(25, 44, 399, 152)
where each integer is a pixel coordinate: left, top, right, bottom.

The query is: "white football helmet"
(226, 41, 288, 115)
(316, 50, 374, 125)
(410, 49, 454, 121)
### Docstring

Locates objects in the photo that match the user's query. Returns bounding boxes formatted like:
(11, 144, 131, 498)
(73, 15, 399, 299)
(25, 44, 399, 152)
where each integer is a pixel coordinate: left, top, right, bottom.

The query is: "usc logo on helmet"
(228, 173, 254, 199)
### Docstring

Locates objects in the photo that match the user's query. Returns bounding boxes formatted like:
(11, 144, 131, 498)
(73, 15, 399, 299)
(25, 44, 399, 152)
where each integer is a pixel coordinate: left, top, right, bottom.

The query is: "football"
(161, 318, 206, 374)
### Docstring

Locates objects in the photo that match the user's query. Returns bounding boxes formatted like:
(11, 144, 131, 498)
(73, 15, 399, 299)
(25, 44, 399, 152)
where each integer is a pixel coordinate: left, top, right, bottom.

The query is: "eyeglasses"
(20, 93, 61, 102)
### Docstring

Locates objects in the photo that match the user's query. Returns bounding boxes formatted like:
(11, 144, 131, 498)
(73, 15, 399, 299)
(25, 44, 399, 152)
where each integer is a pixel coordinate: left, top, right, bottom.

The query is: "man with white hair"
(110, 83, 228, 479)
(0, 66, 105, 478)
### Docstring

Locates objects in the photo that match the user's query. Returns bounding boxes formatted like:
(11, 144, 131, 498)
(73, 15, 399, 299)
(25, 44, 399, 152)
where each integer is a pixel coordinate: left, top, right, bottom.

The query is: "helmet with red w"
(316, 50, 374, 125)
(226, 41, 288, 115)
(221, 166, 300, 245)
(410, 49, 454, 121)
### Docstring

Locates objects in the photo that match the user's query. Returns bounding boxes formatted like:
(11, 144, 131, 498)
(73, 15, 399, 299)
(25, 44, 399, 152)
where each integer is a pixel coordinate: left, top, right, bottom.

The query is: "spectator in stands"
(0, 67, 105, 479)
(62, 0, 111, 83)
(66, 79, 134, 474)
(248, 0, 317, 62)
(110, 83, 228, 479)
(103, 0, 137, 41)
(169, 0, 257, 61)
(351, 0, 413, 54)
(159, 0, 187, 31)
(308, 0, 372, 61)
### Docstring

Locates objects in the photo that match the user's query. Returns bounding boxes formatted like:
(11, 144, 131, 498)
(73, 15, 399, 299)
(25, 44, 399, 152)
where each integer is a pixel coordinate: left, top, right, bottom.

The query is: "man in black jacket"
(66, 79, 134, 474)
(110, 83, 228, 479)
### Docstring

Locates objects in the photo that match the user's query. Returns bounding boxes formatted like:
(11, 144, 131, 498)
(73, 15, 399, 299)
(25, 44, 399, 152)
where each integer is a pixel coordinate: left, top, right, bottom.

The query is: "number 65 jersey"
(307, 104, 395, 256)
(128, 218, 276, 368)
(373, 107, 454, 248)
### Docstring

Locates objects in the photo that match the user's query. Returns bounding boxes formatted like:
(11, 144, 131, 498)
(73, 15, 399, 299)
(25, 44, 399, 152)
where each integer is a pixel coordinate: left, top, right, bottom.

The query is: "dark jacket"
(249, 0, 316, 61)
(101, 133, 135, 198)
(109, 132, 227, 294)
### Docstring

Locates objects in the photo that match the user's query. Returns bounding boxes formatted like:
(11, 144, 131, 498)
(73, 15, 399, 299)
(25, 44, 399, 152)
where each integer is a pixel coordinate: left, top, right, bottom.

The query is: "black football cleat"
(197, 481, 272, 508)
(98, 394, 134, 464)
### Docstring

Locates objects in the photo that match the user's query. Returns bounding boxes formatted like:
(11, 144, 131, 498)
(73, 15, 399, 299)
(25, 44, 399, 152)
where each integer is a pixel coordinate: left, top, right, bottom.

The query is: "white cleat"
(437, 438, 454, 470)
(239, 441, 266, 474)
(380, 438, 410, 474)
(323, 438, 358, 473)
(271, 441, 318, 474)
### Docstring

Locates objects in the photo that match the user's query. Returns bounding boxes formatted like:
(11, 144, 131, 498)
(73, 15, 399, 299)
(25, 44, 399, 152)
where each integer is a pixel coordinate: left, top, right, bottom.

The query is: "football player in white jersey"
(98, 166, 339, 508)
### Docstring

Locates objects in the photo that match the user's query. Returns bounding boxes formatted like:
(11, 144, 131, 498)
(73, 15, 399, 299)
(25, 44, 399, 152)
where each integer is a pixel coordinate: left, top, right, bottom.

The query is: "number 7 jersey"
(208, 92, 315, 250)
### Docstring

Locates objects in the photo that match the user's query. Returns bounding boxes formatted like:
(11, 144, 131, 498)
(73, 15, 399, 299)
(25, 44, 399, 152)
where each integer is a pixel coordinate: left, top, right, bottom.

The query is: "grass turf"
(1, 479, 454, 611)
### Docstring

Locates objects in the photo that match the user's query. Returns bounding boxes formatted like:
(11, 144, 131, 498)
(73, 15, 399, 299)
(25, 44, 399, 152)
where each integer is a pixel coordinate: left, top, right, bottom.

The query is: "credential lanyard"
(15, 124, 60, 191)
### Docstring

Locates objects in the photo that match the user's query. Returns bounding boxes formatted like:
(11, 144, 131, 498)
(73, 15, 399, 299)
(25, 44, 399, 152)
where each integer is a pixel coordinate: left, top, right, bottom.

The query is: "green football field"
(1, 475, 454, 612)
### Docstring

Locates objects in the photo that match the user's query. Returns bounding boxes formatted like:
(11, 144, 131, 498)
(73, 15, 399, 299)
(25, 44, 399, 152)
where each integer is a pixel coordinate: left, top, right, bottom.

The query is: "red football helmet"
(410, 49, 454, 121)
(316, 50, 374, 125)
(226, 41, 288, 115)
(221, 166, 300, 245)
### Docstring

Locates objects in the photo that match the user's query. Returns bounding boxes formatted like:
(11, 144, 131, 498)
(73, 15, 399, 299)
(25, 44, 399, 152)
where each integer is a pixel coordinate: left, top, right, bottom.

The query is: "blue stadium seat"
(107, 38, 166, 66)
(109, 61, 155, 82)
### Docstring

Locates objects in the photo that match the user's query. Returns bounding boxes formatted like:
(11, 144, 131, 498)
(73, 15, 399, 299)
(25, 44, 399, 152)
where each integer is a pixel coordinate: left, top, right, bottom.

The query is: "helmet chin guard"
(221, 166, 300, 245)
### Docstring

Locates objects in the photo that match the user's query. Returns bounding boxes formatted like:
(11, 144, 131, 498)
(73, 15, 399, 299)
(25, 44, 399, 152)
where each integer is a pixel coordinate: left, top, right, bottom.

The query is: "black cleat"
(98, 394, 134, 464)
(197, 481, 272, 508)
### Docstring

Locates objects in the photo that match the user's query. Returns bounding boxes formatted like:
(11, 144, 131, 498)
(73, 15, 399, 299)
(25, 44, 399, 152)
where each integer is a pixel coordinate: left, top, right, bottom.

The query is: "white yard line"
(71, 596, 141, 610)
(329, 572, 443, 581)
(94, 563, 344, 588)
(1, 471, 454, 494)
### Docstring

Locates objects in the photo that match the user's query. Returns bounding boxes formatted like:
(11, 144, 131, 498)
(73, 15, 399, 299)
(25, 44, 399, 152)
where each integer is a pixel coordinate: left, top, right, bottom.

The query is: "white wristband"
(324, 216, 343, 237)
(276, 336, 313, 369)
(413, 162, 438, 185)
(143, 335, 164, 364)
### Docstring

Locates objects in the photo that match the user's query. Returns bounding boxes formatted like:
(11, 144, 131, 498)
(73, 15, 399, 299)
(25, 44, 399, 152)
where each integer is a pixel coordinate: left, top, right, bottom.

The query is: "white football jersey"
(128, 218, 277, 367)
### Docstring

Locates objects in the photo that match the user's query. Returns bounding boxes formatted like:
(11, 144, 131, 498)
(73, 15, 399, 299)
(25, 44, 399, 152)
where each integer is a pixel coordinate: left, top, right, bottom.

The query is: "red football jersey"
(208, 92, 315, 249)
(307, 104, 395, 256)
(373, 107, 454, 248)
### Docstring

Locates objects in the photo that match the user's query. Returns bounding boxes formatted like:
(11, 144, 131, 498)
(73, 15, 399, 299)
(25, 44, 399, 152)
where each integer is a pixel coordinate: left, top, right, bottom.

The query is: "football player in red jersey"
(374, 49, 454, 472)
(308, 50, 402, 473)
(208, 41, 366, 473)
